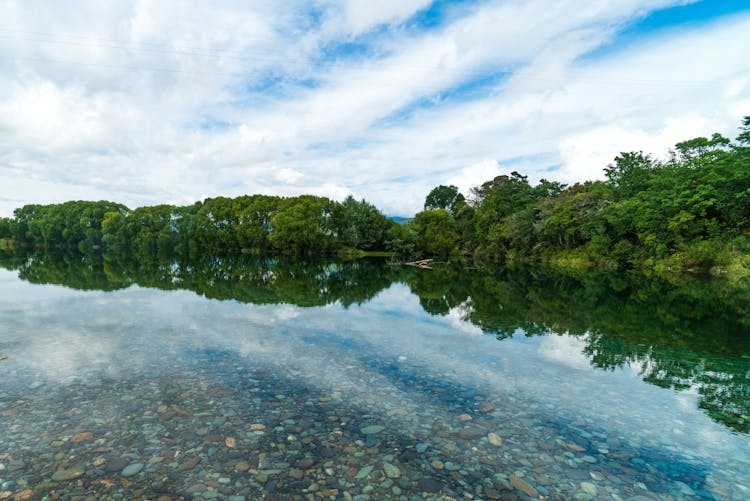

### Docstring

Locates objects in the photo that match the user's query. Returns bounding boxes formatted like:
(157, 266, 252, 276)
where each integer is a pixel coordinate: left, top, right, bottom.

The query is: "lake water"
(0, 255, 749, 500)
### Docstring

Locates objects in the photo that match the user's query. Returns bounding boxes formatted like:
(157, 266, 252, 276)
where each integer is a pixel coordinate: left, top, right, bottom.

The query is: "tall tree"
(424, 185, 466, 216)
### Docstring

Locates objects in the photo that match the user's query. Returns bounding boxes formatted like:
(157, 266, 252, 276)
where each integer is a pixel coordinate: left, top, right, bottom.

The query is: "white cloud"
(341, 0, 433, 35)
(445, 159, 503, 197)
(0, 1, 748, 217)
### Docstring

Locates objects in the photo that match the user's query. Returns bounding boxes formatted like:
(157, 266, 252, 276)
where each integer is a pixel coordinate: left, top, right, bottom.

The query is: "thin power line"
(0, 28, 721, 87)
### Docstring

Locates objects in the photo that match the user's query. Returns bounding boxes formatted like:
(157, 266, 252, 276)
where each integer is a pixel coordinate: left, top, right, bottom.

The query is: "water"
(0, 254, 749, 500)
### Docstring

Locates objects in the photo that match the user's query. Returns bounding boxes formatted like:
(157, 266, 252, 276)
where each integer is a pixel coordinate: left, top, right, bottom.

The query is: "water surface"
(0, 255, 748, 500)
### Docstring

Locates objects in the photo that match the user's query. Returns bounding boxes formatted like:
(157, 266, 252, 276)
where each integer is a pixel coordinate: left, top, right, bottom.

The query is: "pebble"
(51, 467, 85, 481)
(178, 457, 202, 471)
(418, 478, 442, 493)
(487, 432, 502, 446)
(13, 489, 33, 501)
(580, 481, 598, 496)
(105, 457, 129, 472)
(360, 425, 385, 435)
(355, 466, 374, 479)
(478, 403, 494, 413)
(234, 461, 251, 471)
(510, 475, 539, 497)
(383, 462, 400, 478)
(71, 431, 93, 443)
(121, 463, 144, 477)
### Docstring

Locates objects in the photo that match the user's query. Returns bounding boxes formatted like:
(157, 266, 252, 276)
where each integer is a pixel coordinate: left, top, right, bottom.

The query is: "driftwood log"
(405, 259, 434, 269)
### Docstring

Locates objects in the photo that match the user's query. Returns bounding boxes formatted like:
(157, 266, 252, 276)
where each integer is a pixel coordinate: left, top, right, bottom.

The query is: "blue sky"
(0, 0, 749, 216)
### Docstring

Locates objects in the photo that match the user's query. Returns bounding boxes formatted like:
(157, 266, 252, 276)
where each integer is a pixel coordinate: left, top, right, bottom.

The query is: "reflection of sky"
(1, 276, 749, 489)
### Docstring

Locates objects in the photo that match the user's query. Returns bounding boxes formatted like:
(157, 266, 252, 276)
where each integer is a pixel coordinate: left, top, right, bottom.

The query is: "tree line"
(406, 116, 750, 273)
(0, 194, 395, 258)
(1, 117, 749, 273)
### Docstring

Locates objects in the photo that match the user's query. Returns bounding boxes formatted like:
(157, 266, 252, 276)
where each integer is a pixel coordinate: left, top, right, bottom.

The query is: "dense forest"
(1, 117, 749, 275)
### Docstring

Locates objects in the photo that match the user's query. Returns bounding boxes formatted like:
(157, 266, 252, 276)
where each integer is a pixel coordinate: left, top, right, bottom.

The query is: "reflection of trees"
(397, 267, 750, 433)
(0, 252, 395, 308)
(0, 251, 748, 432)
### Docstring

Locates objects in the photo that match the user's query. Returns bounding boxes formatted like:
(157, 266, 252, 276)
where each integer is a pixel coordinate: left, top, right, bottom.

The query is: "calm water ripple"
(0, 257, 749, 500)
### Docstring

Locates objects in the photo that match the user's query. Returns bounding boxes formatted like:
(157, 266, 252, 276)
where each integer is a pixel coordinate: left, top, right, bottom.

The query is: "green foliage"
(0, 217, 12, 239)
(11, 201, 128, 252)
(412, 209, 459, 257)
(332, 195, 394, 250)
(269, 196, 336, 255)
(2, 116, 749, 270)
(604, 151, 656, 200)
(424, 185, 466, 216)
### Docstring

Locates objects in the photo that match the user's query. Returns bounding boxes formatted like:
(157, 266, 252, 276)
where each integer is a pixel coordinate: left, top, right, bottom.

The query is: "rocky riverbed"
(1, 279, 748, 500)
(2, 346, 746, 501)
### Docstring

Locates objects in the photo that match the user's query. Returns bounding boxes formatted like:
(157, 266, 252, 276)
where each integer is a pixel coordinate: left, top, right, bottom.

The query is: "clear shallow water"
(0, 257, 749, 500)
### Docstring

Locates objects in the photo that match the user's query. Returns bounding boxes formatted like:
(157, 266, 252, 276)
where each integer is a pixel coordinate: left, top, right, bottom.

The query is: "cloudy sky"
(1, 0, 749, 217)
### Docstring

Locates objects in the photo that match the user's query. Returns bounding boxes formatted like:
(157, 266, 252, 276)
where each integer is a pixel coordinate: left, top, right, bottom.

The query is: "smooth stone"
(415, 443, 428, 453)
(71, 431, 93, 443)
(121, 463, 144, 477)
(105, 457, 129, 473)
(488, 432, 502, 446)
(478, 403, 494, 413)
(431, 460, 444, 470)
(510, 475, 539, 497)
(355, 466, 374, 479)
(383, 462, 400, 478)
(458, 427, 484, 440)
(580, 481, 598, 496)
(360, 425, 385, 435)
(52, 467, 85, 482)
(444, 462, 460, 471)
(418, 478, 442, 493)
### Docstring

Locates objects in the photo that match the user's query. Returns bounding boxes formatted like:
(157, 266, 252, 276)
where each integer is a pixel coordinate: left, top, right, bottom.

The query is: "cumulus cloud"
(0, 1, 748, 217)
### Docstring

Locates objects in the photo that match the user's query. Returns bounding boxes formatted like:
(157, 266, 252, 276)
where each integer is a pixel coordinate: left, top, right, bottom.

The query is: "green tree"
(424, 185, 466, 216)
(411, 209, 459, 258)
(331, 195, 393, 250)
(604, 151, 656, 200)
(269, 196, 335, 255)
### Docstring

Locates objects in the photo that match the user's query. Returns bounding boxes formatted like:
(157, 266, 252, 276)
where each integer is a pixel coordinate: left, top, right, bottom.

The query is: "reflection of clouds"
(1, 279, 749, 483)
(445, 299, 484, 336)
(537, 334, 591, 370)
(0, 269, 83, 304)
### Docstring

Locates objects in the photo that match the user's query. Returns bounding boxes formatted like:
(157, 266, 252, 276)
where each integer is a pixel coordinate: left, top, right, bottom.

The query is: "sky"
(0, 0, 749, 217)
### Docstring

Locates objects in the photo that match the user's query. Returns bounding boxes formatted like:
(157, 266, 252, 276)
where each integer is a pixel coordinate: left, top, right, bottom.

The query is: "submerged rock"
(382, 462, 400, 478)
(51, 467, 85, 482)
(121, 463, 144, 477)
(510, 475, 539, 497)
(487, 432, 502, 446)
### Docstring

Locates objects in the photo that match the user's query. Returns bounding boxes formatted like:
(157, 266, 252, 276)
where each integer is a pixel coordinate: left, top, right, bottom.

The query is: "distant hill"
(389, 216, 413, 225)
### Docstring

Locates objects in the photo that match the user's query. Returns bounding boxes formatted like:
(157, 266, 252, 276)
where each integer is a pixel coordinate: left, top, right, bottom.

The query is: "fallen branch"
(405, 259, 434, 269)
